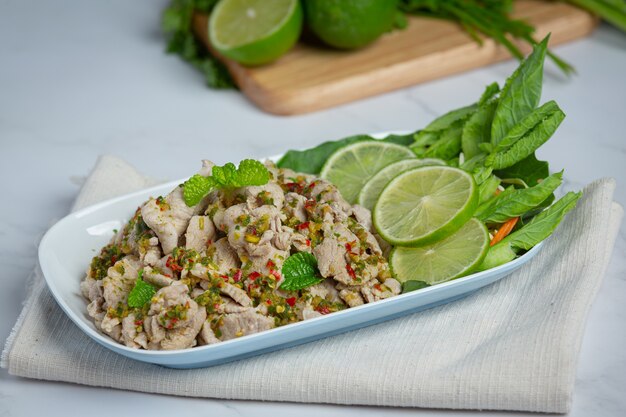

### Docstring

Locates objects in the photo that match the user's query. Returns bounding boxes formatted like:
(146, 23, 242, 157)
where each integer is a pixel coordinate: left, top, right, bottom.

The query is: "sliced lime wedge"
(358, 158, 445, 210)
(320, 141, 415, 204)
(390, 218, 489, 285)
(209, 0, 302, 66)
(373, 166, 478, 246)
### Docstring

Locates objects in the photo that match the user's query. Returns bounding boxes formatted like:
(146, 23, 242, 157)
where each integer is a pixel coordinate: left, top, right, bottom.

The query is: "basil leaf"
(478, 175, 501, 204)
(486, 105, 565, 169)
(280, 252, 323, 291)
(475, 171, 563, 223)
(422, 104, 477, 132)
(402, 280, 430, 293)
(462, 100, 497, 159)
(478, 82, 500, 105)
(277, 133, 415, 174)
(423, 123, 463, 160)
(494, 153, 549, 187)
(479, 191, 582, 270)
(491, 36, 549, 146)
(492, 100, 562, 153)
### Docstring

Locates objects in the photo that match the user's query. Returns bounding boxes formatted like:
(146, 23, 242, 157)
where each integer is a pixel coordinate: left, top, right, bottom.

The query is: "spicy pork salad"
(82, 160, 399, 350)
(82, 37, 581, 350)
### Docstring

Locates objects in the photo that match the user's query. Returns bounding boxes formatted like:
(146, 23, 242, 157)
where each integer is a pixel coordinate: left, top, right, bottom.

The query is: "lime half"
(373, 166, 478, 246)
(358, 158, 445, 211)
(320, 141, 415, 204)
(390, 218, 489, 285)
(209, 0, 302, 66)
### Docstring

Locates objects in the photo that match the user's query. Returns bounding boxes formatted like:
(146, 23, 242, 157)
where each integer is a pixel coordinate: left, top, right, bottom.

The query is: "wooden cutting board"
(193, 0, 596, 115)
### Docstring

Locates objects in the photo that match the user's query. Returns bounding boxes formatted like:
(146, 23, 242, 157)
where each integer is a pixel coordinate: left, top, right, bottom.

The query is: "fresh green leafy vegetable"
(162, 0, 234, 89)
(462, 100, 497, 160)
(401, 280, 430, 293)
(480, 191, 582, 270)
(183, 159, 270, 206)
(486, 104, 565, 169)
(475, 171, 563, 223)
(494, 153, 549, 188)
(399, 1, 574, 76)
(277, 133, 414, 174)
(127, 272, 157, 308)
(491, 36, 549, 146)
(280, 252, 323, 291)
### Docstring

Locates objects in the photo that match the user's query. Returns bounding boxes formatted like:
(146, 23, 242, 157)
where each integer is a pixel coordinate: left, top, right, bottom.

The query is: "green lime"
(373, 166, 478, 246)
(320, 141, 415, 204)
(390, 218, 489, 285)
(358, 158, 445, 211)
(209, 0, 303, 66)
(304, 0, 397, 49)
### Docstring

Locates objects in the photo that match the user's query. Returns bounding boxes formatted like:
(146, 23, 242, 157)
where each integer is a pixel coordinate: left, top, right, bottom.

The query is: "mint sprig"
(127, 271, 157, 308)
(183, 159, 270, 206)
(280, 252, 323, 292)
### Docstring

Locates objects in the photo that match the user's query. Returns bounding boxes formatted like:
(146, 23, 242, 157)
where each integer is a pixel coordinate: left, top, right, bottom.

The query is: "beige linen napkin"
(2, 155, 622, 413)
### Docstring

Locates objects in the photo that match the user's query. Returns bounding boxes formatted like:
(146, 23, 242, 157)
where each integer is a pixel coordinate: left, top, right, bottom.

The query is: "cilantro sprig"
(127, 270, 157, 308)
(280, 252, 323, 292)
(183, 159, 270, 206)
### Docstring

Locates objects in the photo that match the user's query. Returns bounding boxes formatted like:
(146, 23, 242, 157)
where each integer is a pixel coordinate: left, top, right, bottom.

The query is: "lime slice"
(358, 158, 445, 210)
(390, 218, 489, 285)
(320, 141, 415, 204)
(209, 0, 303, 66)
(373, 166, 478, 246)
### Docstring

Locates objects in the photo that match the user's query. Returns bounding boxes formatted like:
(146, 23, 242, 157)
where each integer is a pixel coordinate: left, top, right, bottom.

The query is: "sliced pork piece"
(284, 192, 308, 222)
(338, 288, 365, 307)
(213, 238, 240, 273)
(313, 237, 351, 284)
(144, 282, 207, 350)
(185, 215, 216, 252)
(142, 161, 212, 255)
(361, 278, 402, 303)
(243, 183, 285, 209)
(219, 283, 252, 307)
(142, 266, 174, 287)
(102, 256, 142, 308)
(350, 205, 373, 231)
(197, 321, 220, 345)
(218, 309, 275, 340)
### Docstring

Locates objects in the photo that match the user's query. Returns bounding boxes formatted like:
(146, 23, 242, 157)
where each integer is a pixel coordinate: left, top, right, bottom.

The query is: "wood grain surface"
(193, 0, 597, 115)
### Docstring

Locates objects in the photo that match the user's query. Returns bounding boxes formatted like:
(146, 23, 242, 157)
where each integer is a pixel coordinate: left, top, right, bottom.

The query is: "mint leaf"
(280, 252, 323, 291)
(183, 174, 217, 207)
(182, 159, 270, 207)
(232, 159, 271, 187)
(127, 273, 156, 308)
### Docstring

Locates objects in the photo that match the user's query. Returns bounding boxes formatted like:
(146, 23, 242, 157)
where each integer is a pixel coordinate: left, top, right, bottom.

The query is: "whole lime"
(304, 0, 398, 49)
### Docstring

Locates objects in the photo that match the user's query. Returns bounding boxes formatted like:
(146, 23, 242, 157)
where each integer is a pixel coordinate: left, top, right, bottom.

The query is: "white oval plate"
(39, 153, 543, 369)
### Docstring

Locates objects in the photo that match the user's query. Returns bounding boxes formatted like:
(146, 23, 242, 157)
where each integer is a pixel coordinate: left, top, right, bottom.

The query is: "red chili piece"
(285, 297, 296, 307)
(233, 269, 242, 282)
(346, 264, 357, 280)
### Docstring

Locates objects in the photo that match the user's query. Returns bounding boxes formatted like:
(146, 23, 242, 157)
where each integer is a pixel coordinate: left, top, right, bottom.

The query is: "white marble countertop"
(1, 1, 625, 416)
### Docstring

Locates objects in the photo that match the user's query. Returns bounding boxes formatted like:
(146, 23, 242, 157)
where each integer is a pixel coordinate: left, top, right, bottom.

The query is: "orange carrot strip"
(490, 217, 519, 247)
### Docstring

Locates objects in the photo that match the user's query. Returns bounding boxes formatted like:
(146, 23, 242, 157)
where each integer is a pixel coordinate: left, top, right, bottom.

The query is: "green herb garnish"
(127, 271, 157, 308)
(280, 252, 323, 291)
(183, 159, 270, 206)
